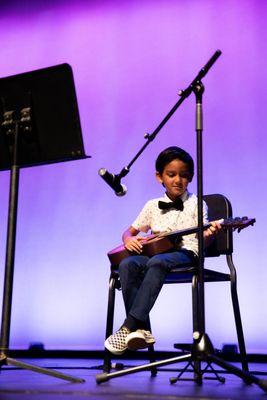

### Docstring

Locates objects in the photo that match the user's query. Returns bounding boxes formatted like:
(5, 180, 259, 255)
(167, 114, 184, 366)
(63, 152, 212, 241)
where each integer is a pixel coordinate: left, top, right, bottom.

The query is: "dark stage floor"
(0, 358, 267, 400)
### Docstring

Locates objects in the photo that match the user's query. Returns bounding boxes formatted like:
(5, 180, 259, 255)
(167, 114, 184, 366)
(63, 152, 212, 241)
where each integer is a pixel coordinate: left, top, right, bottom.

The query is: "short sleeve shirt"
(131, 191, 208, 255)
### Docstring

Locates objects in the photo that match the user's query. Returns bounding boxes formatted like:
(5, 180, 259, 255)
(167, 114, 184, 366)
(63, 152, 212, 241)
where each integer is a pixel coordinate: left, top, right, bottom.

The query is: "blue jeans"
(119, 250, 195, 324)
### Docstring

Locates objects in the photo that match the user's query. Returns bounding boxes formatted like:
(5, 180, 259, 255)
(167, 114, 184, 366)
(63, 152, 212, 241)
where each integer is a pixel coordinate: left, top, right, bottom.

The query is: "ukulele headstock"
(222, 217, 256, 233)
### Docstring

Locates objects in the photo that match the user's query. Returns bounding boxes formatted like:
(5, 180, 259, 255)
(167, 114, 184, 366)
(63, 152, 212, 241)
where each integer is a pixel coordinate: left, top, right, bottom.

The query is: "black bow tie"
(158, 198, 184, 211)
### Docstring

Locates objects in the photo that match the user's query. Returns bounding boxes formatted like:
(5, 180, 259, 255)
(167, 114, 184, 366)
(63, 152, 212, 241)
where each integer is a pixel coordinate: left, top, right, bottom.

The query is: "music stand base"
(0, 354, 85, 383)
(95, 333, 267, 392)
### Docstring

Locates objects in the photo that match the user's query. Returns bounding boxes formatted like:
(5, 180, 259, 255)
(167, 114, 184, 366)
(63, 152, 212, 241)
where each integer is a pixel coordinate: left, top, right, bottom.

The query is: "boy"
(105, 146, 221, 355)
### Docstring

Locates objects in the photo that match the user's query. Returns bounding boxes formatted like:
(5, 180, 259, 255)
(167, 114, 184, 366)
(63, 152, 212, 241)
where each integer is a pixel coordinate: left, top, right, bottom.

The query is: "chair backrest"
(204, 194, 233, 257)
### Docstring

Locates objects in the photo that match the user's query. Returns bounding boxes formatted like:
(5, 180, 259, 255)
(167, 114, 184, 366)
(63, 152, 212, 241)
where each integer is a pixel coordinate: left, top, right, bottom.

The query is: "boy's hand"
(204, 220, 222, 239)
(124, 236, 146, 254)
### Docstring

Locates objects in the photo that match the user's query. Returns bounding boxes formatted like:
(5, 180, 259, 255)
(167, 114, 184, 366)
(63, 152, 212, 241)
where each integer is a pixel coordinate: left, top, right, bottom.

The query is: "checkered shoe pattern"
(126, 329, 156, 351)
(105, 327, 130, 355)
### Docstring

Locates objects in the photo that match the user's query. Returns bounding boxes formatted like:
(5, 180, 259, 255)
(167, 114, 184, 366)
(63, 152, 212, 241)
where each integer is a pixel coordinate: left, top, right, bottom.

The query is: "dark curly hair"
(155, 146, 194, 182)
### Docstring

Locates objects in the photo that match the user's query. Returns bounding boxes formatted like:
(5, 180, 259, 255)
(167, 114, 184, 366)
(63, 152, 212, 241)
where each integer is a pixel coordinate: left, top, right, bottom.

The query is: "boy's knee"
(119, 256, 132, 273)
(119, 256, 142, 273)
(147, 255, 170, 272)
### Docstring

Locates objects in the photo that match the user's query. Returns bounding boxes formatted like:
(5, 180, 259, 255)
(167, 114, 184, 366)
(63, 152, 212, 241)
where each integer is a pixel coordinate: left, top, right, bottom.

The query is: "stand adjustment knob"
(193, 331, 200, 340)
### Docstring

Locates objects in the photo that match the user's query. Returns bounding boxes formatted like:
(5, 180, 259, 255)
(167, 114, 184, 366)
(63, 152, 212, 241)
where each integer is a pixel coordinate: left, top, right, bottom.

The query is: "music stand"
(0, 64, 88, 382)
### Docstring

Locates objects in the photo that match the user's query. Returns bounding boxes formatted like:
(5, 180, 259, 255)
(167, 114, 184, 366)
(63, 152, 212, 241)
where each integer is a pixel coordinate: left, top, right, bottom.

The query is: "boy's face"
(156, 159, 191, 200)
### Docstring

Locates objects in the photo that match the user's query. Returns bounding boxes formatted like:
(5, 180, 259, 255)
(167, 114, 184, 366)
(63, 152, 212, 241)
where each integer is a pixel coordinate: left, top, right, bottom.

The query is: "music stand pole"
(0, 114, 85, 383)
(0, 120, 20, 356)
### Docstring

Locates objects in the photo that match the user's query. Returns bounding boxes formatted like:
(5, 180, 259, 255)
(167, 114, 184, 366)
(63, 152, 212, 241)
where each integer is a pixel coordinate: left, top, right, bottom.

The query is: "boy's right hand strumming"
(124, 236, 144, 254)
(122, 226, 147, 254)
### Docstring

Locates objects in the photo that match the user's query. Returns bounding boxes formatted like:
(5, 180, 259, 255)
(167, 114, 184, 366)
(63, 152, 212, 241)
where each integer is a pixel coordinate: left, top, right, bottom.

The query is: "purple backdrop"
(0, 0, 266, 352)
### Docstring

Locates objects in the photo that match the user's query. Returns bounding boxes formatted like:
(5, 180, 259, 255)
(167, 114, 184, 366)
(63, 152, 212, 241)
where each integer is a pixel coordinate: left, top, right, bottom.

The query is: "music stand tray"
(0, 63, 89, 382)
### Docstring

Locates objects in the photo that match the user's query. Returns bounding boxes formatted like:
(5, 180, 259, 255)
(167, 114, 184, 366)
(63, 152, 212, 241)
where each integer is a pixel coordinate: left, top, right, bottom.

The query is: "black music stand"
(0, 64, 88, 382)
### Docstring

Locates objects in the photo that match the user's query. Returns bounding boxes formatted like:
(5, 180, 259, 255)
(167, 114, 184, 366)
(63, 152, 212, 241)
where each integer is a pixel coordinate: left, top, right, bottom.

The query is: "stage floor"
(0, 358, 266, 400)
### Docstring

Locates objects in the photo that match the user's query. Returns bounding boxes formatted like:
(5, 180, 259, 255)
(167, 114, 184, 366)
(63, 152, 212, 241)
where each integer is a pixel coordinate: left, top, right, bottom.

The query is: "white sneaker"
(126, 329, 156, 351)
(104, 327, 131, 355)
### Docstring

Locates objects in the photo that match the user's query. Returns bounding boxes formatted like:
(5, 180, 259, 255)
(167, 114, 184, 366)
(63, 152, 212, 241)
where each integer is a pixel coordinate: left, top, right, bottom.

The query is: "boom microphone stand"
(96, 51, 267, 392)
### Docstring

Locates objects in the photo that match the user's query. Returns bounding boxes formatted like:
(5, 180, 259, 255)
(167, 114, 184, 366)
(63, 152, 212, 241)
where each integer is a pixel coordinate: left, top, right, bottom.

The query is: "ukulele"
(107, 217, 256, 266)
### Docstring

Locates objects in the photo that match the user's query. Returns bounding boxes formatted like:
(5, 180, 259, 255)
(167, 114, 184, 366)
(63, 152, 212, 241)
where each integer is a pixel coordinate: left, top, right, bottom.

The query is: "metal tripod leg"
(169, 359, 225, 384)
(208, 354, 267, 390)
(0, 355, 85, 383)
(96, 353, 192, 383)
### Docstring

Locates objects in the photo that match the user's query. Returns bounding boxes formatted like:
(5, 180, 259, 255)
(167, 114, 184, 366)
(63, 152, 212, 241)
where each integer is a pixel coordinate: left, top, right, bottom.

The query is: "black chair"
(103, 193, 248, 375)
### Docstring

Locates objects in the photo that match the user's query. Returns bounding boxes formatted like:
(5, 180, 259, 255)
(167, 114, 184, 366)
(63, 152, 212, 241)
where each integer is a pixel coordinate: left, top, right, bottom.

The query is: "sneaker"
(104, 327, 131, 355)
(126, 329, 156, 351)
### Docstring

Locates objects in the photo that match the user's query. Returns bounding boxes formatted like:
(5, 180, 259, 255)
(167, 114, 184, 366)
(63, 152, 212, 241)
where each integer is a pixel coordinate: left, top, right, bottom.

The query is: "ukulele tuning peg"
(242, 216, 248, 221)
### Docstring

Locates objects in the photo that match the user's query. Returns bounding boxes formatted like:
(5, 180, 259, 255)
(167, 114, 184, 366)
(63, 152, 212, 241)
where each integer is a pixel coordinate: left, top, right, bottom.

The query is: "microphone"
(98, 168, 127, 197)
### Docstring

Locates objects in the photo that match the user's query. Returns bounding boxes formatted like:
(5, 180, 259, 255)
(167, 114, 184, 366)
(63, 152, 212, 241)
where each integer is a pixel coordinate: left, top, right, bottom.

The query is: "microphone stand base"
(95, 333, 267, 392)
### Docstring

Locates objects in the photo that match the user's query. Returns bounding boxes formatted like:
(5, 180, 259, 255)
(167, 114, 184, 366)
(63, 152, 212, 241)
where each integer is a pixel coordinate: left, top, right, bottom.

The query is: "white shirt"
(131, 191, 208, 255)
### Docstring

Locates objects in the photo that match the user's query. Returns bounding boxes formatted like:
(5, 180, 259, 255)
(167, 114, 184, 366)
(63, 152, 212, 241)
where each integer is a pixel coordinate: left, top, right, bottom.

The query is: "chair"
(103, 193, 248, 375)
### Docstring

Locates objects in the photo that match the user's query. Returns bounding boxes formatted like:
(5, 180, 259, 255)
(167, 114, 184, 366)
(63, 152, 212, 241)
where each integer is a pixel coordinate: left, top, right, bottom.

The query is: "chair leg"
(103, 274, 157, 375)
(227, 255, 249, 372)
(103, 273, 118, 373)
(146, 317, 157, 376)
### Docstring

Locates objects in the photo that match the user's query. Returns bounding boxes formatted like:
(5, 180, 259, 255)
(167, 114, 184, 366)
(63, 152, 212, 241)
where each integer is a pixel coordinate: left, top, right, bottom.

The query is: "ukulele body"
(108, 234, 181, 266)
